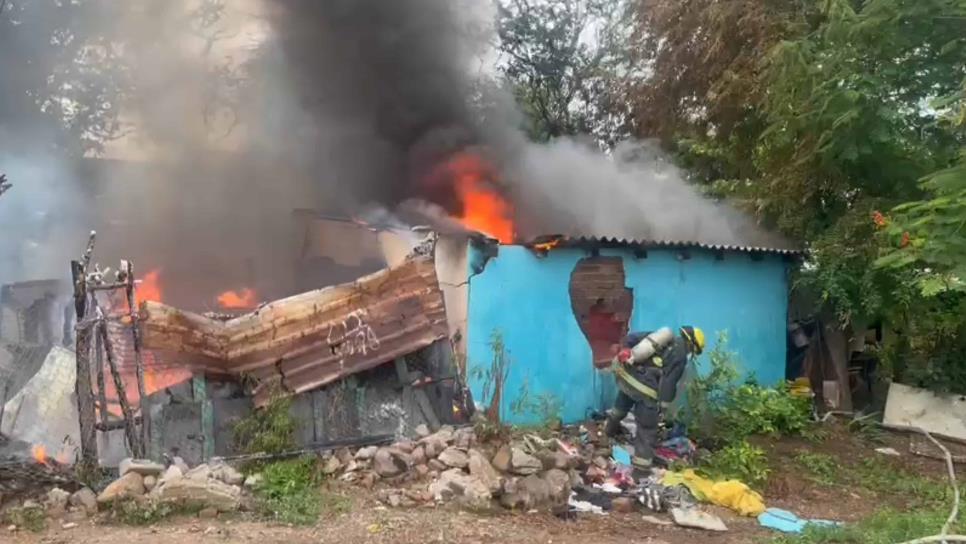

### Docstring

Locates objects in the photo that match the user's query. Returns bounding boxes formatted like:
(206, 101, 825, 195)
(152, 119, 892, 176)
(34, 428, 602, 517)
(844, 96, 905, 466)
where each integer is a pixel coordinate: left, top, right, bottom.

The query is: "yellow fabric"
(662, 469, 766, 517)
(789, 377, 813, 398)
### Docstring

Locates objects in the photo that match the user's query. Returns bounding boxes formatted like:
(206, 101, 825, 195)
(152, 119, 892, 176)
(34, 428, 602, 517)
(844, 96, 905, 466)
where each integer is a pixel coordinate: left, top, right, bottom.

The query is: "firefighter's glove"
(617, 348, 633, 364)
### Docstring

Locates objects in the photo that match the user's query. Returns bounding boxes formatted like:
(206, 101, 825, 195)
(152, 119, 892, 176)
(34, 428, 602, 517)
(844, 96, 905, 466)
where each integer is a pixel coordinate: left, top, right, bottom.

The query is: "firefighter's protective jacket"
(615, 330, 689, 403)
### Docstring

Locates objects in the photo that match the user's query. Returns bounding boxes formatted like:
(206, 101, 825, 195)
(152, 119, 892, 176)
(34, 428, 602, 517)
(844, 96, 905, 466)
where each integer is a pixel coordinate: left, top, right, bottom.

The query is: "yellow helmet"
(681, 326, 706, 355)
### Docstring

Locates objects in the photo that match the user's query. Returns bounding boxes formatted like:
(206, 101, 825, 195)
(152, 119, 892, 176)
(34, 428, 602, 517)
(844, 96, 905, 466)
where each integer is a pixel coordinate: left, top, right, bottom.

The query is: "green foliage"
(698, 440, 771, 489)
(470, 330, 512, 423)
(2, 504, 46, 532)
(494, 0, 636, 147)
(233, 386, 297, 456)
(773, 508, 958, 544)
(681, 332, 811, 444)
(111, 500, 201, 526)
(253, 456, 327, 525)
(794, 451, 840, 486)
(852, 459, 948, 507)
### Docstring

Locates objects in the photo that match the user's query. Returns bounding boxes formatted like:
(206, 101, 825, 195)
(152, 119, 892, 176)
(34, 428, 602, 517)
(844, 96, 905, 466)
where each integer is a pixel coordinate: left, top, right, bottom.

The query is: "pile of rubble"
(323, 423, 604, 512)
(3, 456, 252, 531)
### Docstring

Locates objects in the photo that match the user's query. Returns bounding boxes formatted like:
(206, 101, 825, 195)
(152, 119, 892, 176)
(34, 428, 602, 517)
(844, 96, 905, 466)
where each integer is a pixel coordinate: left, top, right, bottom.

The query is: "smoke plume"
(0, 0, 790, 309)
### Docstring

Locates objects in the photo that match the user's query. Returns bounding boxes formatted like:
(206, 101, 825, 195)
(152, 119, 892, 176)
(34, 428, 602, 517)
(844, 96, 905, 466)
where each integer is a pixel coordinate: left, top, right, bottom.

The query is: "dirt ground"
(6, 424, 955, 544)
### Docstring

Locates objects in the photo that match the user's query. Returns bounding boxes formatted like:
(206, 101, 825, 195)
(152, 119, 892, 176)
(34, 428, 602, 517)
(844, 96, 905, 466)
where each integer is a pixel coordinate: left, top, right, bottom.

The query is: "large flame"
(447, 152, 515, 243)
(136, 269, 163, 304)
(217, 288, 258, 309)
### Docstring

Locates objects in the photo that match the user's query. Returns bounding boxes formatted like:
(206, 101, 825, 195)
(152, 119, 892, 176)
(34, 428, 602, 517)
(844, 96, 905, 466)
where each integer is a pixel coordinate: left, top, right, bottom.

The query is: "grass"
(772, 507, 957, 544)
(699, 440, 771, 488)
(794, 451, 840, 486)
(2, 505, 46, 532)
(111, 500, 203, 526)
(852, 458, 949, 506)
(253, 456, 349, 525)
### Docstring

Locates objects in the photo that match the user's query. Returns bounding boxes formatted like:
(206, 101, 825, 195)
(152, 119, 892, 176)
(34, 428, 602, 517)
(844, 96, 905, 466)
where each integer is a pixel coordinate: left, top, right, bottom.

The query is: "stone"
(64, 509, 87, 523)
(500, 475, 546, 510)
(160, 465, 184, 485)
(405, 488, 432, 503)
(414, 464, 430, 479)
(322, 456, 342, 475)
(415, 424, 431, 438)
(119, 458, 164, 477)
(358, 472, 377, 489)
(172, 456, 190, 473)
(155, 477, 241, 512)
(510, 448, 542, 475)
(185, 464, 212, 482)
(335, 448, 354, 464)
(198, 507, 219, 519)
(354, 446, 379, 461)
(468, 449, 502, 494)
(419, 427, 455, 449)
(394, 440, 415, 454)
(551, 451, 575, 470)
(593, 456, 609, 469)
(411, 446, 427, 466)
(454, 428, 475, 449)
(387, 494, 402, 508)
(69, 488, 97, 514)
(422, 439, 445, 459)
(543, 469, 572, 505)
(61, 522, 78, 530)
(642, 515, 674, 526)
(670, 508, 728, 532)
(611, 497, 635, 513)
(46, 488, 70, 517)
(210, 462, 245, 486)
(492, 445, 512, 472)
(429, 469, 491, 509)
(373, 448, 411, 478)
(97, 472, 145, 504)
(143, 476, 158, 492)
(585, 465, 607, 483)
(438, 447, 469, 469)
(427, 459, 447, 472)
(243, 474, 262, 488)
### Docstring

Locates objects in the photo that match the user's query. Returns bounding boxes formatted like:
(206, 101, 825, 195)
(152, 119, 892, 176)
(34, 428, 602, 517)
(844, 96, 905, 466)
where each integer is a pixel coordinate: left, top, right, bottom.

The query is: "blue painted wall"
(465, 245, 789, 425)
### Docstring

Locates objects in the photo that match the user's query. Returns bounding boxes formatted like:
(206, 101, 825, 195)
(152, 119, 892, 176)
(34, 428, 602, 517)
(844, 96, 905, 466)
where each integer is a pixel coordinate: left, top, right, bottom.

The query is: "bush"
(681, 331, 811, 445)
(699, 440, 771, 489)
(233, 386, 297, 456)
(253, 456, 326, 525)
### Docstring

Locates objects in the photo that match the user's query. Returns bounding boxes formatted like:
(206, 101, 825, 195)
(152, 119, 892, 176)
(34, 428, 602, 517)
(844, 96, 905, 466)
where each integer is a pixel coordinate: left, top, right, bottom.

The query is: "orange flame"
(446, 152, 515, 243)
(136, 269, 163, 304)
(32, 444, 48, 465)
(533, 239, 561, 252)
(217, 288, 258, 309)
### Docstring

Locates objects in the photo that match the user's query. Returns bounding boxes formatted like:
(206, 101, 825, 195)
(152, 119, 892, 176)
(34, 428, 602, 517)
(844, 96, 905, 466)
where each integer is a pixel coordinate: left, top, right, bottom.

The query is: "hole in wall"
(568, 257, 633, 368)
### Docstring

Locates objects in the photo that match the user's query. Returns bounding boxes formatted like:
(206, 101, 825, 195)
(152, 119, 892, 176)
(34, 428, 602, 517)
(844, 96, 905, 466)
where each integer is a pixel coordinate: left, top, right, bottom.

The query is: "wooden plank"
(193, 376, 214, 461)
(71, 258, 98, 467)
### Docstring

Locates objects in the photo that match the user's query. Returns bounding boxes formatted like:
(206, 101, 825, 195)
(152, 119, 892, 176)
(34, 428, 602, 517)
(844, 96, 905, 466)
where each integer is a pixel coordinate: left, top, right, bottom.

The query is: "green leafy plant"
(233, 385, 297, 457)
(111, 500, 201, 526)
(253, 456, 328, 525)
(469, 330, 512, 423)
(699, 440, 771, 489)
(681, 332, 811, 445)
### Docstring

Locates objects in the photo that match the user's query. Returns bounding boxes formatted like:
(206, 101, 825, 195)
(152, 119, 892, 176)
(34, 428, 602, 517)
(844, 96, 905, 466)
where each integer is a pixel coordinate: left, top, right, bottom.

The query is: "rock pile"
(322, 425, 586, 512)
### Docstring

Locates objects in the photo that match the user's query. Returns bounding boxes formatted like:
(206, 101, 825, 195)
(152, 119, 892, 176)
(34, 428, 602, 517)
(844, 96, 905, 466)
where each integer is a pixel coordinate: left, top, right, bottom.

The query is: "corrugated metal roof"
(138, 256, 449, 406)
(522, 235, 804, 256)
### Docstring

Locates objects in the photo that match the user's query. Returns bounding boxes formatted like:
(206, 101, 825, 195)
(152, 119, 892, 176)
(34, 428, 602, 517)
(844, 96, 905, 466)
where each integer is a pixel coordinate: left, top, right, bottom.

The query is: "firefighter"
(604, 325, 705, 476)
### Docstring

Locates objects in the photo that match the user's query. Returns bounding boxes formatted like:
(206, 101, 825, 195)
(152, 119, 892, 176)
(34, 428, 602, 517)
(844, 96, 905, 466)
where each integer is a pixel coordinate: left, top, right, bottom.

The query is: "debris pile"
(1, 455, 249, 532)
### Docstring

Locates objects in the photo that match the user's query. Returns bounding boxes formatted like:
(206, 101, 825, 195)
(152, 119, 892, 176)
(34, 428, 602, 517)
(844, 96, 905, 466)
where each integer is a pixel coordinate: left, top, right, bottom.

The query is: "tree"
(493, 0, 636, 147)
(630, 0, 966, 391)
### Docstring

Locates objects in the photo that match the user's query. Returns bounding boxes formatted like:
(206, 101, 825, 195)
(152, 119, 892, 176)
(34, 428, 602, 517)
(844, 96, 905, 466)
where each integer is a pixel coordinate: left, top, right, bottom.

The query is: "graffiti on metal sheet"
(327, 309, 381, 361)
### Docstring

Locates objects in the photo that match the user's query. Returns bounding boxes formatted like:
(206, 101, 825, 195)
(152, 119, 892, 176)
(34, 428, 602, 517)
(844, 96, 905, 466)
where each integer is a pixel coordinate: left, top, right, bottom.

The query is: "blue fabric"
(758, 508, 841, 534)
(612, 445, 632, 466)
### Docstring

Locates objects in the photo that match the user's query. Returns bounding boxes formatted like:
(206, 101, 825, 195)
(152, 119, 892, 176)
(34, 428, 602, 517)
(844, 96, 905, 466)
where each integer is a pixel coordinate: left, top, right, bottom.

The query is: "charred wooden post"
(121, 260, 150, 454)
(71, 231, 99, 467)
(97, 319, 143, 458)
(95, 329, 108, 430)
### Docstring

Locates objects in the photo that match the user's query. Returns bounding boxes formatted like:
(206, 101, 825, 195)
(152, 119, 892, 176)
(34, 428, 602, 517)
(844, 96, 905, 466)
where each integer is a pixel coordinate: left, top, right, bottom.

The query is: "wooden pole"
(71, 255, 98, 467)
(98, 319, 143, 458)
(95, 328, 108, 430)
(123, 261, 150, 457)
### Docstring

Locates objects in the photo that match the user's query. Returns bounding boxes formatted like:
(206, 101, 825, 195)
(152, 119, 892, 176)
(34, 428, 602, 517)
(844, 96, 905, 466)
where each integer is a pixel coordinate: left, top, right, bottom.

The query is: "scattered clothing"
(662, 469, 766, 516)
(757, 508, 840, 534)
(612, 445, 632, 466)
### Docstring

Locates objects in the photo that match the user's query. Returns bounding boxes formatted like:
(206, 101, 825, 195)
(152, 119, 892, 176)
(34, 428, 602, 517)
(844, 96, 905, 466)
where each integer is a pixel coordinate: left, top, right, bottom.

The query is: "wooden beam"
(99, 321, 143, 458)
(71, 257, 98, 467)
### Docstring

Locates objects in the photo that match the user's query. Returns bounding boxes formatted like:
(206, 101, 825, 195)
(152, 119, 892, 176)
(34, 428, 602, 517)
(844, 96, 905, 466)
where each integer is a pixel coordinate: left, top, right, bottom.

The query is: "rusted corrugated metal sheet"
(137, 256, 449, 405)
